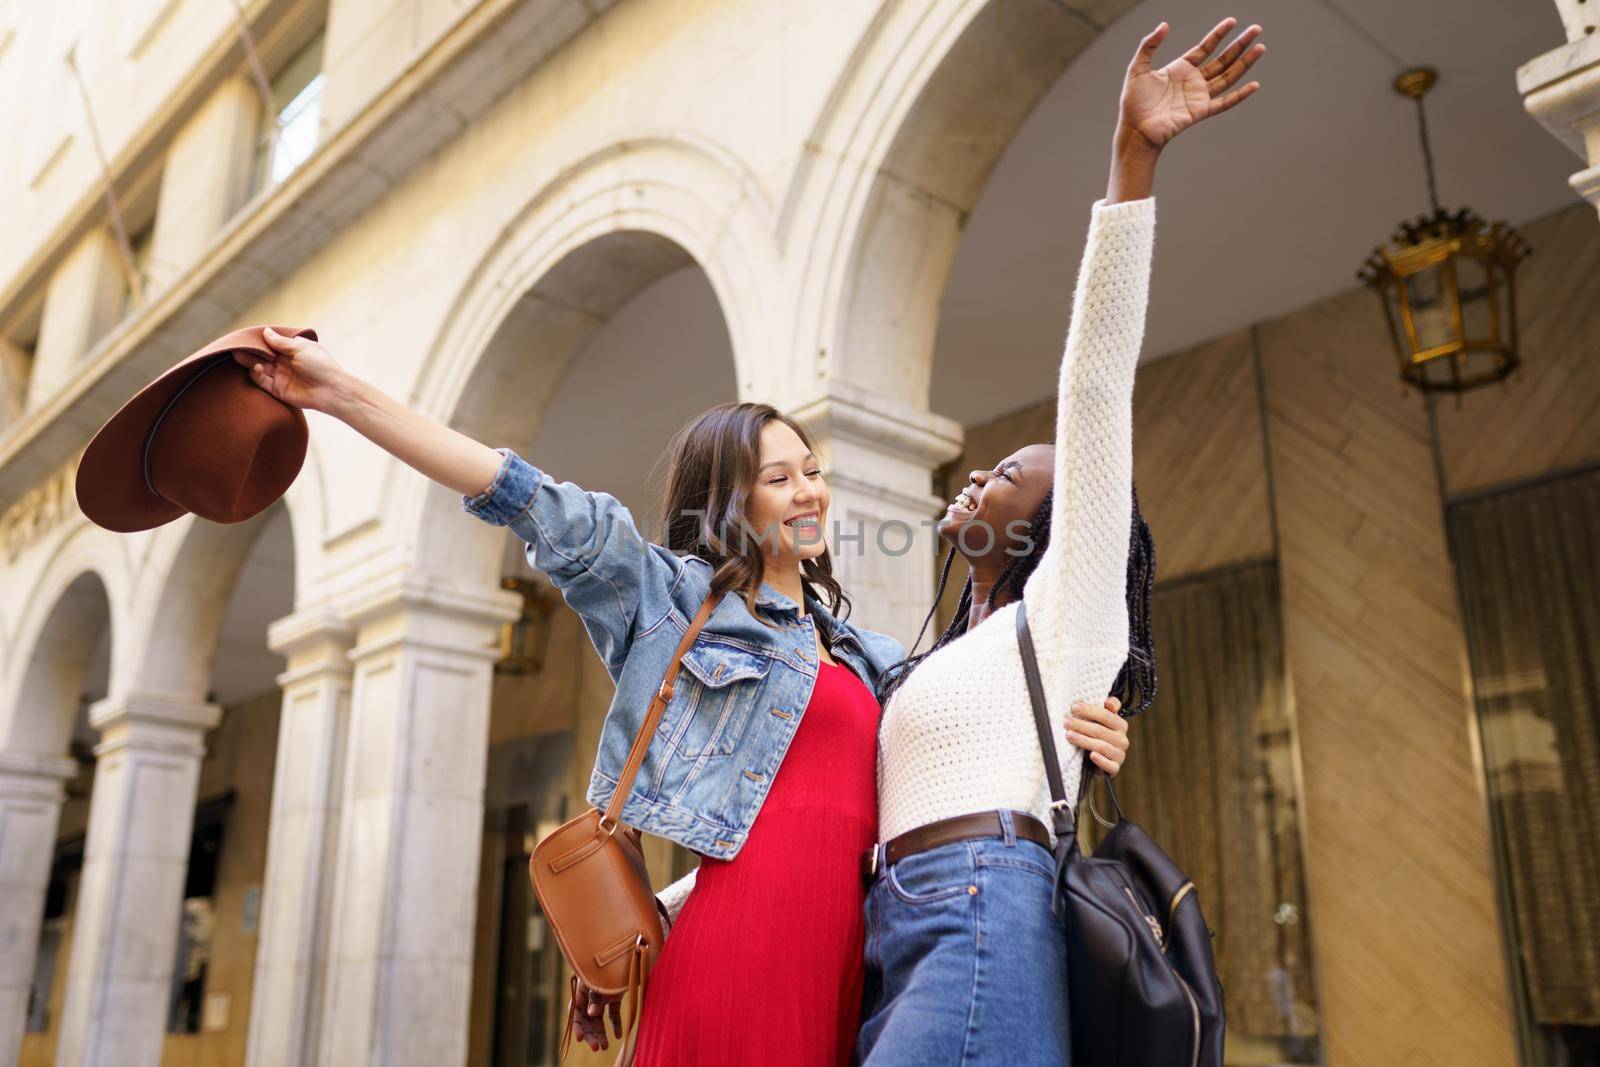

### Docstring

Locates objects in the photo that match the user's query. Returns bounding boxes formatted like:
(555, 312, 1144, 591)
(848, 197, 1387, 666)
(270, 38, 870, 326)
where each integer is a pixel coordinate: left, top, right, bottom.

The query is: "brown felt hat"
(75, 325, 317, 533)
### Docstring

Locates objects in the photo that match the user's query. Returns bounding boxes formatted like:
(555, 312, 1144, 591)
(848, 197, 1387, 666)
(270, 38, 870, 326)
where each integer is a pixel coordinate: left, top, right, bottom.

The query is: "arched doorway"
(450, 233, 737, 1067)
(4, 568, 112, 1067)
(20, 504, 299, 1067)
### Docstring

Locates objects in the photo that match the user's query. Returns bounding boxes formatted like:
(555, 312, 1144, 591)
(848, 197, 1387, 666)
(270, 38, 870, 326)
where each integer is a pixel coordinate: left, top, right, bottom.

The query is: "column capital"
(788, 383, 964, 516)
(337, 567, 522, 665)
(87, 690, 222, 758)
(788, 381, 964, 469)
(268, 605, 356, 658)
(268, 604, 357, 688)
(1518, 32, 1600, 213)
(0, 750, 79, 800)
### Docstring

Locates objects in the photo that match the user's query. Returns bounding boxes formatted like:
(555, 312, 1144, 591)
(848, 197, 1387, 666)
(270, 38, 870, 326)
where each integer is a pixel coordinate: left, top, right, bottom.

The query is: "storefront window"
(26, 844, 78, 1033)
(1096, 560, 1322, 1064)
(1449, 466, 1600, 1065)
(167, 798, 229, 1034)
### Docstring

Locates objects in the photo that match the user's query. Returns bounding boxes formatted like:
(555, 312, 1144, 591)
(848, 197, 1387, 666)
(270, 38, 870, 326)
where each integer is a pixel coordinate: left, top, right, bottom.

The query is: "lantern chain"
(1412, 95, 1442, 217)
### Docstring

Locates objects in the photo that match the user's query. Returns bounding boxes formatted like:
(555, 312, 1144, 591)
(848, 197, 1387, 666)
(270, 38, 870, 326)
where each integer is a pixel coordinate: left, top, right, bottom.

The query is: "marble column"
(244, 609, 354, 1067)
(314, 574, 518, 1067)
(54, 692, 221, 1067)
(0, 750, 77, 1067)
(789, 382, 963, 649)
(1519, 3, 1600, 216)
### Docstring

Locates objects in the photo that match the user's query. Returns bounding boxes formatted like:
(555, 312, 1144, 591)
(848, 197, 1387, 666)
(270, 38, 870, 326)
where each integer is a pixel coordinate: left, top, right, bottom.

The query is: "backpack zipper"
(1122, 884, 1200, 1067)
(1162, 881, 1195, 953)
(1122, 886, 1164, 944)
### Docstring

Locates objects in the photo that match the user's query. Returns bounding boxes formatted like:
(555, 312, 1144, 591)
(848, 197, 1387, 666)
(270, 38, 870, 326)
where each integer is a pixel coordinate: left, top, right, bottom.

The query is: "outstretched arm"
(238, 328, 680, 672)
(1022, 18, 1265, 783)
(235, 328, 503, 497)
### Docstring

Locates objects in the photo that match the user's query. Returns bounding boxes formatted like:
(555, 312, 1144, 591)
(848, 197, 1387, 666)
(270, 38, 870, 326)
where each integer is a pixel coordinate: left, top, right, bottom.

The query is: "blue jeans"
(854, 810, 1071, 1066)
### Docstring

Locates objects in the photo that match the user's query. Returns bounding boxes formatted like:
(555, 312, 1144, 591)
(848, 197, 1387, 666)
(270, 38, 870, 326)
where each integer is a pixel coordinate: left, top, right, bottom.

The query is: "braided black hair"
(875, 485, 1157, 716)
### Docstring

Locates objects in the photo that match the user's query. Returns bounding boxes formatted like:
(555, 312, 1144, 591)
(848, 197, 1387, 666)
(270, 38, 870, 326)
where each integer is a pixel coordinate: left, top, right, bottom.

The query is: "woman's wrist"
(1106, 127, 1161, 204)
(324, 370, 373, 423)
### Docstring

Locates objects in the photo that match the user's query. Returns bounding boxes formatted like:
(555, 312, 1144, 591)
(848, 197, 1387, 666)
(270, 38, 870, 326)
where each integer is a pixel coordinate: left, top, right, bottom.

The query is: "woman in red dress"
(632, 655, 881, 1066)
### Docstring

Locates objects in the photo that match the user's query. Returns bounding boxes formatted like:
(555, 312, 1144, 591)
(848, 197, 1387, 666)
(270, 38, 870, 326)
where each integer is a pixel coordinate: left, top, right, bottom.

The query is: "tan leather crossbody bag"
(530, 590, 722, 1066)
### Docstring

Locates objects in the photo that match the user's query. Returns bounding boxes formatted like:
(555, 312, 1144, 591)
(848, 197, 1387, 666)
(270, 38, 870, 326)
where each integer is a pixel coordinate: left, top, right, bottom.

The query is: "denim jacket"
(462, 448, 906, 860)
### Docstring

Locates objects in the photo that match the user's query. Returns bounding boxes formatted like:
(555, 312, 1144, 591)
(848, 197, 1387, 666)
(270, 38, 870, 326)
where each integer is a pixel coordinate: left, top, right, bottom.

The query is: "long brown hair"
(656, 402, 850, 625)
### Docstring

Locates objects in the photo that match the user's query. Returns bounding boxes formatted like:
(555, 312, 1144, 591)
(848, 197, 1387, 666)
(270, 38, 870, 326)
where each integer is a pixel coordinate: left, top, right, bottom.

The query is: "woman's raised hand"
(1118, 18, 1265, 153)
(233, 326, 353, 414)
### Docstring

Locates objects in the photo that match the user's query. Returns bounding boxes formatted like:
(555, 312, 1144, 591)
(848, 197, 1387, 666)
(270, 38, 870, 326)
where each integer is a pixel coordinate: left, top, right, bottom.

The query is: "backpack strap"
(1015, 599, 1089, 841)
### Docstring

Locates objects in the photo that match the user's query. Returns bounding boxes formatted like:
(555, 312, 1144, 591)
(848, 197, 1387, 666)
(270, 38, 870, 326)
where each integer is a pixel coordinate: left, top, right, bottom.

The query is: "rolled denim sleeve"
(463, 448, 679, 668)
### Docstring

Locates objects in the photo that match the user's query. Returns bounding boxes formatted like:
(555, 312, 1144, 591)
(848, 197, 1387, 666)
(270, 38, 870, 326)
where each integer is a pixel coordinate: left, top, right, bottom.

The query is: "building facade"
(1, 2, 1597, 1066)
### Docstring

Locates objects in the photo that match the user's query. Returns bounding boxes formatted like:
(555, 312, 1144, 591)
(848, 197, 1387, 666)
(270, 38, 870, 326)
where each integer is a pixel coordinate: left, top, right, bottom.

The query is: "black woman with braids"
(879, 482, 1158, 718)
(855, 17, 1264, 1065)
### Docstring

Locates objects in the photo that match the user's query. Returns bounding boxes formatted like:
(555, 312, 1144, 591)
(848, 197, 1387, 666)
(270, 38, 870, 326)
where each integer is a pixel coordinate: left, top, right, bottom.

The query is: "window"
(119, 222, 155, 320)
(251, 31, 325, 197)
(1094, 561, 1321, 1064)
(0, 300, 41, 430)
(1449, 466, 1600, 1064)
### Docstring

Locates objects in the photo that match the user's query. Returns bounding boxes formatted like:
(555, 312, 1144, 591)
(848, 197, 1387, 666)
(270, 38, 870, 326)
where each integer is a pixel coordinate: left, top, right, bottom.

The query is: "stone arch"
(782, 0, 1133, 404)
(395, 134, 780, 588)
(0, 525, 127, 755)
(118, 501, 300, 700)
(278, 429, 331, 607)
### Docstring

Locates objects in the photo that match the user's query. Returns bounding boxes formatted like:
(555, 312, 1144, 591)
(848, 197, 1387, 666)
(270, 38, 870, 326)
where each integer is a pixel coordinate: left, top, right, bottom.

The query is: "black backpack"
(1015, 601, 1225, 1067)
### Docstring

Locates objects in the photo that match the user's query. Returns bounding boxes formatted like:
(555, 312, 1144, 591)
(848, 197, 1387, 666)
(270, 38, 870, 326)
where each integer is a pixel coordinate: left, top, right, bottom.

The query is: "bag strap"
(1014, 599, 1090, 841)
(600, 590, 725, 829)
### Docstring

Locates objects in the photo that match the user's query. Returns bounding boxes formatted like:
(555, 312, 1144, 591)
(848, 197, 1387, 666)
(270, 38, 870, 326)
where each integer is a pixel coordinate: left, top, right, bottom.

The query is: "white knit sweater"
(657, 197, 1155, 921)
(876, 196, 1155, 844)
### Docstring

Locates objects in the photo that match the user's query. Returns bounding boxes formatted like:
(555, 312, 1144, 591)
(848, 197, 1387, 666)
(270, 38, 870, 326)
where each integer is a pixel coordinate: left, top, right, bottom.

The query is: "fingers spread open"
(1128, 21, 1169, 76)
(1200, 24, 1261, 80)
(1208, 41, 1266, 95)
(1182, 16, 1236, 67)
(1205, 80, 1260, 118)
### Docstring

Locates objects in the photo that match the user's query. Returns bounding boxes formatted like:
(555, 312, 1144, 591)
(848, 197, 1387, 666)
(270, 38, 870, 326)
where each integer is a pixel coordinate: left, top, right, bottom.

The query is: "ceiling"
(533, 0, 1582, 512)
(931, 0, 1581, 425)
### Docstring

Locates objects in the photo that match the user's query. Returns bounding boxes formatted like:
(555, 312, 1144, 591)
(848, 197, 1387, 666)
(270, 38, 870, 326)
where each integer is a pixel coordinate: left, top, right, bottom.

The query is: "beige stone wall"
(1433, 205, 1600, 495)
(1258, 283, 1514, 1065)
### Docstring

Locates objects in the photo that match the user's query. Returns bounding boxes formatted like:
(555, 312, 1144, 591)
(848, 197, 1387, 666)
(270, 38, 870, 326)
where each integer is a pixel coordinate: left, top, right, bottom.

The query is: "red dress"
(634, 660, 881, 1067)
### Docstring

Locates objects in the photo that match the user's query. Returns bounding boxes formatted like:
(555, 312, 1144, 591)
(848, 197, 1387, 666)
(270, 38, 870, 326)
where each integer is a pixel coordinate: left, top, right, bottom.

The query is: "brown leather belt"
(861, 810, 1053, 883)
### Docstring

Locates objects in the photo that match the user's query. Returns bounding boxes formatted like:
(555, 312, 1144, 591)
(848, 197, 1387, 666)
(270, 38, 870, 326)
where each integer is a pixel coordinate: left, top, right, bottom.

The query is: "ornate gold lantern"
(496, 577, 556, 675)
(1358, 68, 1530, 394)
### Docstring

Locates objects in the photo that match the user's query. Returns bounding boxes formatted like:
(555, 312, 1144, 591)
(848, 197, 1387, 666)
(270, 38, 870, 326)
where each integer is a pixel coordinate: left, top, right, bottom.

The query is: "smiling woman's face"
(938, 442, 1054, 562)
(744, 419, 830, 563)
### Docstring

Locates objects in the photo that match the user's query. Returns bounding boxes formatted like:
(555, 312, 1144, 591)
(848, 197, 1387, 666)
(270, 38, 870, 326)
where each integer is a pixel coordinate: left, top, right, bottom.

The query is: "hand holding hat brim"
(75, 325, 318, 533)
(232, 325, 346, 415)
